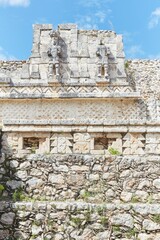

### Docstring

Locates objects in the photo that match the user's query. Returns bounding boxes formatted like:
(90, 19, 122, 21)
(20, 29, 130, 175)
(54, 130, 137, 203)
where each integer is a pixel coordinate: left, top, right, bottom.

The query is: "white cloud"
(0, 0, 30, 7)
(34, 17, 49, 24)
(126, 45, 144, 59)
(77, 0, 112, 30)
(76, 15, 98, 30)
(79, 0, 112, 8)
(95, 10, 111, 23)
(108, 20, 114, 30)
(76, 9, 112, 30)
(148, 53, 160, 59)
(0, 46, 16, 60)
(122, 31, 133, 44)
(148, 7, 160, 29)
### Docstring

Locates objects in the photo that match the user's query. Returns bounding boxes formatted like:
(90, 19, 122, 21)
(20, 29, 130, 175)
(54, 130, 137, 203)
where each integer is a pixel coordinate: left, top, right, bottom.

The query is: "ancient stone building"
(0, 24, 160, 240)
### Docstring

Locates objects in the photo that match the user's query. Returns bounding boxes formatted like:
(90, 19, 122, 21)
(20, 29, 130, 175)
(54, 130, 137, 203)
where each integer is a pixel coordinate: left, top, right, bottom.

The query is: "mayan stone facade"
(0, 24, 160, 239)
(0, 23, 141, 156)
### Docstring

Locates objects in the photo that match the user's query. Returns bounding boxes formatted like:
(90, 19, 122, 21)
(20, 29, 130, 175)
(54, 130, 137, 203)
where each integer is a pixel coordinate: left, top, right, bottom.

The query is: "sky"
(0, 0, 160, 60)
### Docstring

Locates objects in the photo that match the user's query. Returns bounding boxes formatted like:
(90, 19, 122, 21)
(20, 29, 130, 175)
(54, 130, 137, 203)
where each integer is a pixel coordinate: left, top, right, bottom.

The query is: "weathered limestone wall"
(0, 60, 25, 85)
(0, 154, 160, 203)
(0, 201, 160, 240)
(0, 153, 160, 239)
(126, 60, 160, 122)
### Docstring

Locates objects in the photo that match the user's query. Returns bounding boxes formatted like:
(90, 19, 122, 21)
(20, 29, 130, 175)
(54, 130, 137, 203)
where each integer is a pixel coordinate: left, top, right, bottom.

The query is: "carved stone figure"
(47, 31, 61, 78)
(96, 40, 110, 81)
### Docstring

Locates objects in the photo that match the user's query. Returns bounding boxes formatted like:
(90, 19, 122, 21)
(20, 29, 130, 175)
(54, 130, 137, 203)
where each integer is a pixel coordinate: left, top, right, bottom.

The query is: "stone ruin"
(0, 24, 160, 239)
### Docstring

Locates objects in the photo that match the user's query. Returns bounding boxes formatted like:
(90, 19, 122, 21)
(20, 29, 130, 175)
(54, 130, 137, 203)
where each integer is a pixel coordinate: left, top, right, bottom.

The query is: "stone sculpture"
(96, 40, 111, 81)
(47, 31, 61, 79)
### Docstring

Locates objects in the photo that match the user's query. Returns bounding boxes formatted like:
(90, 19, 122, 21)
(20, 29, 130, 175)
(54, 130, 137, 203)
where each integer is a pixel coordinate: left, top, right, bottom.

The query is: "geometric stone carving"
(0, 85, 140, 99)
(73, 133, 91, 154)
(50, 133, 73, 154)
(146, 133, 160, 154)
(123, 133, 145, 155)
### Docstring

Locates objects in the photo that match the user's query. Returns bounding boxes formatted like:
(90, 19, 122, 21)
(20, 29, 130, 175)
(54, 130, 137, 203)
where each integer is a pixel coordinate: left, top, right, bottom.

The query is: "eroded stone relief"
(96, 41, 111, 81)
(47, 31, 61, 81)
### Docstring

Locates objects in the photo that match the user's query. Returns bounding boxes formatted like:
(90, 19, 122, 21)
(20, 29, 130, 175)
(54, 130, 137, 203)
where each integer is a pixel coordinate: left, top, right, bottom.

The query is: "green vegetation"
(125, 228, 138, 238)
(100, 216, 108, 226)
(0, 184, 5, 193)
(84, 211, 91, 223)
(70, 216, 83, 227)
(12, 188, 25, 201)
(96, 206, 106, 215)
(112, 226, 121, 232)
(131, 196, 139, 203)
(125, 61, 129, 69)
(152, 214, 160, 224)
(147, 194, 153, 204)
(0, 184, 5, 198)
(31, 147, 36, 153)
(108, 147, 121, 156)
(80, 190, 94, 201)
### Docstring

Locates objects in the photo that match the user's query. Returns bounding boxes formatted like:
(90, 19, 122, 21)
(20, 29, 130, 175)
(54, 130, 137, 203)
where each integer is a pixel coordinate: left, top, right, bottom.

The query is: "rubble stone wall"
(0, 153, 160, 239)
(0, 201, 160, 240)
(0, 154, 160, 203)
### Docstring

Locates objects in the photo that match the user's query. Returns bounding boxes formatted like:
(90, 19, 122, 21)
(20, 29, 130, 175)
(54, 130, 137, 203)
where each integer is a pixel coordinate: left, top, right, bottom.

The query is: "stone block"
(1, 212, 15, 225)
(143, 219, 160, 231)
(90, 149, 105, 154)
(58, 24, 77, 30)
(48, 174, 65, 185)
(26, 178, 43, 188)
(110, 138, 122, 153)
(30, 64, 40, 79)
(107, 133, 122, 138)
(21, 63, 30, 79)
(74, 133, 91, 142)
(71, 166, 89, 172)
(0, 77, 11, 84)
(73, 142, 90, 154)
(0, 230, 10, 240)
(111, 213, 134, 228)
(153, 179, 160, 189)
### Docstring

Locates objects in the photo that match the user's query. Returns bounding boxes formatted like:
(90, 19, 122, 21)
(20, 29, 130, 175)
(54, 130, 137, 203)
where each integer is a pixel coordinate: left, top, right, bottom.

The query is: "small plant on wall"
(0, 184, 5, 197)
(108, 147, 121, 156)
(12, 187, 25, 201)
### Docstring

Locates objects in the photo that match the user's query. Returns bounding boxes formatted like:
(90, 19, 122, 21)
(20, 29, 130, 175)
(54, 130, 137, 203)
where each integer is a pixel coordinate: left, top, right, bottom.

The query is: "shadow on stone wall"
(0, 131, 19, 239)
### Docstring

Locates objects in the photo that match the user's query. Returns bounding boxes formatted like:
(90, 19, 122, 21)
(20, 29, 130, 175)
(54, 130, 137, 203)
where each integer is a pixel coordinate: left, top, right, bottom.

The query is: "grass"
(125, 61, 129, 69)
(70, 216, 82, 227)
(125, 228, 138, 238)
(0, 184, 5, 191)
(112, 226, 121, 232)
(80, 190, 94, 201)
(131, 196, 139, 203)
(108, 147, 121, 156)
(100, 216, 108, 226)
(12, 188, 25, 201)
(152, 215, 160, 224)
